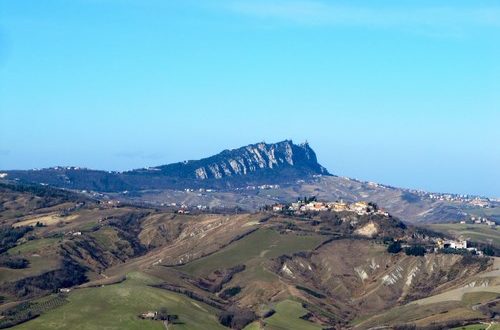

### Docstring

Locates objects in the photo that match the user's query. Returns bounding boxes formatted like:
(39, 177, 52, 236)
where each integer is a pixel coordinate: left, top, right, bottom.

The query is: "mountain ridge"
(1, 140, 330, 191)
(2, 140, 498, 224)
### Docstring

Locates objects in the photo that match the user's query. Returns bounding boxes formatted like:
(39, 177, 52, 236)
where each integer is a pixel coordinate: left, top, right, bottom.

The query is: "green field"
(430, 224, 500, 246)
(12, 272, 225, 330)
(467, 207, 500, 221)
(461, 292, 500, 306)
(243, 322, 262, 330)
(352, 300, 484, 329)
(0, 255, 60, 284)
(8, 237, 62, 255)
(264, 300, 322, 330)
(179, 229, 323, 276)
(452, 324, 500, 330)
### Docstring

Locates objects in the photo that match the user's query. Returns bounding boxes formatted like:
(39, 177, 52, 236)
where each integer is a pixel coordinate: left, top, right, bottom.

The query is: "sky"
(0, 0, 499, 197)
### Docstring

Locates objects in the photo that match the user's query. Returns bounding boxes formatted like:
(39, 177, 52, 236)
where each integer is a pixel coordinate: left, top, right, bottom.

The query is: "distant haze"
(0, 0, 499, 197)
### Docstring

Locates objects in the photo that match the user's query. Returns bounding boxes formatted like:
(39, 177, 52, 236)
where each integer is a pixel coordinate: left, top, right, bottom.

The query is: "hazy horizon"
(1, 0, 499, 197)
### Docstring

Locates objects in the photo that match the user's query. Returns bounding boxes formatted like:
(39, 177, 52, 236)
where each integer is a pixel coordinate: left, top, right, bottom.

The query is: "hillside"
(2, 140, 498, 224)
(107, 175, 500, 224)
(1, 183, 500, 329)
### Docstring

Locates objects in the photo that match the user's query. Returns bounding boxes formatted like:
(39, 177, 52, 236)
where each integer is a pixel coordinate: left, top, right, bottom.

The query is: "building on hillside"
(304, 202, 328, 212)
(272, 204, 285, 212)
(328, 202, 349, 212)
(350, 201, 370, 215)
(466, 247, 484, 256)
(437, 239, 468, 249)
(140, 311, 157, 319)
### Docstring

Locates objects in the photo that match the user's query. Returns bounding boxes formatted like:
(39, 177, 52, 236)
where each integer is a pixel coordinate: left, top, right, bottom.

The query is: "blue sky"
(0, 0, 499, 197)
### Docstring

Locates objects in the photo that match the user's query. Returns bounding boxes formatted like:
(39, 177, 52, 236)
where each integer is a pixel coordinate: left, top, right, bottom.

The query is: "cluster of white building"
(405, 188, 495, 208)
(435, 238, 484, 256)
(460, 216, 496, 227)
(236, 184, 280, 191)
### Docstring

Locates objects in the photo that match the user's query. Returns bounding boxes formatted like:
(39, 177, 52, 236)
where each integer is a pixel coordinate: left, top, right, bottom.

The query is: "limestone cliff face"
(4, 140, 330, 191)
(153, 140, 329, 181)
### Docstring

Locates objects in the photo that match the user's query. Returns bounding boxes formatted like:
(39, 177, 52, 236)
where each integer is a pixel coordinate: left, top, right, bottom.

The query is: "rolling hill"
(1, 182, 500, 329)
(2, 140, 498, 224)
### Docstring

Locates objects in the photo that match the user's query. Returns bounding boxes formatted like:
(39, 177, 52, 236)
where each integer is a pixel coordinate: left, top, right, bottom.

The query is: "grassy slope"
(467, 207, 500, 221)
(452, 324, 500, 330)
(264, 300, 322, 330)
(12, 273, 225, 330)
(0, 256, 60, 284)
(243, 300, 322, 330)
(430, 224, 500, 246)
(354, 279, 500, 328)
(353, 301, 483, 329)
(179, 228, 323, 276)
(8, 237, 62, 255)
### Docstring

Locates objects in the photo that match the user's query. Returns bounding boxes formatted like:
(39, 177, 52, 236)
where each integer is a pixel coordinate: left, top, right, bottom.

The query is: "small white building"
(272, 204, 285, 212)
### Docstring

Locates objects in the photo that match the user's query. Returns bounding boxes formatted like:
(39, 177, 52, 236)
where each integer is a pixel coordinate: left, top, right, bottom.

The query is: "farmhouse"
(140, 311, 157, 319)
(272, 204, 285, 212)
(437, 239, 468, 249)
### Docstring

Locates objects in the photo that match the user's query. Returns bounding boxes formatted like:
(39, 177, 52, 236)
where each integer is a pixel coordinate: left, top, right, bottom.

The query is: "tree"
(405, 245, 426, 256)
(482, 245, 495, 256)
(157, 307, 169, 321)
(387, 241, 402, 254)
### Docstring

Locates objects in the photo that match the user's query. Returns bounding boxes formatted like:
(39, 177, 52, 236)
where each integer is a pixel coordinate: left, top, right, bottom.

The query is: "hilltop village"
(269, 199, 389, 216)
(269, 199, 490, 257)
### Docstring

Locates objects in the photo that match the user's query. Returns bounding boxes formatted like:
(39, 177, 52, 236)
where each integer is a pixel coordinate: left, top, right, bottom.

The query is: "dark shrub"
(405, 245, 426, 256)
(387, 241, 402, 254)
(0, 257, 29, 269)
(220, 286, 241, 299)
(218, 307, 256, 329)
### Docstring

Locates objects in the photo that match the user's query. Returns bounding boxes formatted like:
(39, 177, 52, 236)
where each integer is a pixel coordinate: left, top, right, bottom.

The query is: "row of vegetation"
(387, 242, 426, 256)
(0, 294, 68, 329)
(3, 259, 87, 298)
(387, 241, 496, 257)
(0, 226, 33, 254)
(0, 256, 29, 269)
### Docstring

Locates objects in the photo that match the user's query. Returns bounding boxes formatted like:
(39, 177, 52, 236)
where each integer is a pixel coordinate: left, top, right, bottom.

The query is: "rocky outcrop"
(4, 140, 330, 191)
(153, 140, 329, 181)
